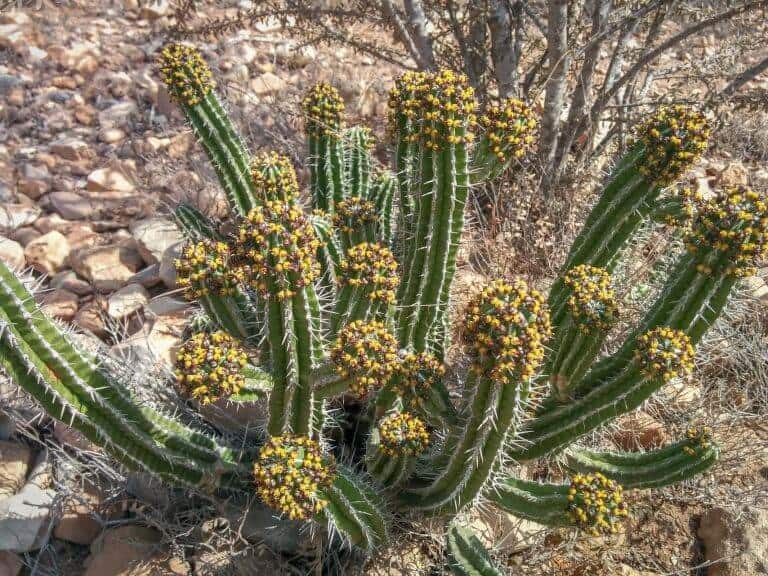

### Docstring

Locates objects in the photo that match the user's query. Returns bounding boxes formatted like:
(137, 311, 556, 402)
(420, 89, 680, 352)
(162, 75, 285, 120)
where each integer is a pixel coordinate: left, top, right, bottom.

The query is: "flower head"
(683, 426, 713, 456)
(479, 97, 537, 162)
(633, 105, 709, 187)
(175, 240, 244, 300)
(157, 43, 215, 106)
(302, 82, 345, 138)
(174, 331, 247, 404)
(635, 327, 695, 382)
(234, 200, 320, 300)
(378, 412, 430, 457)
(253, 435, 335, 521)
(393, 351, 445, 408)
(463, 279, 551, 384)
(685, 186, 768, 277)
(567, 472, 629, 536)
(250, 151, 299, 202)
(338, 242, 399, 303)
(331, 320, 399, 397)
(563, 265, 619, 331)
(387, 71, 432, 139)
(332, 197, 379, 234)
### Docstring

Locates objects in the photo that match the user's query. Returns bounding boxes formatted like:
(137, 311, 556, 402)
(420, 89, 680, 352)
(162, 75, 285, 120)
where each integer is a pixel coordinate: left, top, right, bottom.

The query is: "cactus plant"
(1, 42, 766, 569)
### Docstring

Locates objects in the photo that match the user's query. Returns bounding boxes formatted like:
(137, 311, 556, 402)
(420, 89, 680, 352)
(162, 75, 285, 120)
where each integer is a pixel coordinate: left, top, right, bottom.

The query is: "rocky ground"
(0, 2, 767, 576)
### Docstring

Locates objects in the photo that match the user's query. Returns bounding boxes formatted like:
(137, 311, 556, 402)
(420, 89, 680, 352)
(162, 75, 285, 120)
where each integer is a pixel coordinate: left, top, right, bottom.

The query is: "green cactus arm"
(368, 171, 397, 246)
(566, 432, 719, 489)
(321, 466, 389, 550)
(311, 213, 343, 285)
(304, 83, 346, 213)
(158, 45, 258, 215)
(446, 525, 506, 576)
(489, 477, 571, 525)
(344, 126, 374, 199)
(0, 262, 243, 490)
(173, 203, 224, 241)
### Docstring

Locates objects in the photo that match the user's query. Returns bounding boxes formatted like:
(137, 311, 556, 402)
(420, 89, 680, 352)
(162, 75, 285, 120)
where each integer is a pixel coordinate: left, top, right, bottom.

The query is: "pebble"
(24, 230, 71, 275)
(50, 270, 93, 296)
(130, 217, 183, 265)
(0, 204, 40, 231)
(0, 236, 25, 269)
(107, 283, 149, 319)
(70, 244, 144, 292)
(86, 167, 136, 193)
(39, 288, 79, 321)
(50, 137, 90, 161)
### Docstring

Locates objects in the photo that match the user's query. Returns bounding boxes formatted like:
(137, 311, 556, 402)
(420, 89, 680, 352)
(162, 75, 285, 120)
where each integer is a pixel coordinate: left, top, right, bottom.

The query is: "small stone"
(53, 484, 110, 545)
(719, 162, 750, 187)
(98, 101, 138, 129)
(618, 566, 662, 576)
(70, 244, 144, 292)
(613, 412, 668, 450)
(50, 137, 90, 161)
(0, 441, 32, 499)
(74, 300, 107, 337)
(139, 0, 169, 20)
(108, 72, 133, 98)
(698, 507, 768, 576)
(11, 227, 41, 247)
(666, 381, 701, 408)
(17, 164, 50, 199)
(744, 275, 768, 304)
(86, 167, 135, 193)
(50, 270, 92, 296)
(98, 127, 126, 144)
(127, 263, 163, 288)
(147, 295, 190, 317)
(111, 317, 184, 367)
(468, 507, 546, 554)
(0, 236, 25, 269)
(108, 283, 149, 319)
(159, 241, 183, 288)
(39, 289, 79, 321)
(130, 217, 183, 265)
(84, 525, 160, 576)
(24, 230, 70, 275)
(250, 72, 287, 96)
(0, 204, 40, 231)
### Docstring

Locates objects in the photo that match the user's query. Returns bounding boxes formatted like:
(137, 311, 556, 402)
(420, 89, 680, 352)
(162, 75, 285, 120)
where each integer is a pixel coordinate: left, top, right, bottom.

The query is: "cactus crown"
(378, 412, 430, 457)
(633, 105, 710, 186)
(338, 242, 399, 303)
(250, 151, 300, 202)
(175, 240, 244, 299)
(253, 435, 335, 520)
(333, 197, 379, 232)
(387, 70, 431, 136)
(479, 97, 538, 161)
(302, 82, 345, 138)
(331, 320, 399, 397)
(235, 201, 320, 299)
(686, 186, 768, 277)
(393, 351, 445, 408)
(563, 264, 619, 331)
(174, 331, 248, 404)
(463, 279, 551, 383)
(157, 43, 215, 106)
(567, 472, 628, 536)
(635, 327, 695, 382)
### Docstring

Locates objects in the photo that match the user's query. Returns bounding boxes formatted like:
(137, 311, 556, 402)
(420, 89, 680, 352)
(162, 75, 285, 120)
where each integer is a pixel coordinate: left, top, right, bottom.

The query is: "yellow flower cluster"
(174, 331, 247, 404)
(566, 472, 628, 536)
(330, 320, 399, 397)
(388, 69, 478, 149)
(378, 412, 430, 457)
(663, 186, 702, 230)
(332, 197, 379, 234)
(387, 70, 431, 138)
(175, 240, 244, 300)
(302, 82, 345, 138)
(463, 279, 552, 384)
(392, 351, 446, 408)
(253, 435, 335, 521)
(563, 264, 619, 332)
(685, 186, 768, 277)
(235, 200, 321, 300)
(683, 426, 712, 456)
(479, 97, 537, 162)
(250, 151, 299, 202)
(157, 43, 215, 106)
(338, 242, 399, 303)
(633, 105, 709, 187)
(635, 327, 695, 382)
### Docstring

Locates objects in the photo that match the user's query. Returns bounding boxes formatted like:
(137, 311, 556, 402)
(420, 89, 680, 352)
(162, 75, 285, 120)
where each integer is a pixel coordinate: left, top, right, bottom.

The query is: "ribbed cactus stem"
(0, 261, 242, 489)
(368, 171, 396, 246)
(566, 428, 719, 489)
(344, 126, 374, 199)
(304, 83, 346, 213)
(396, 70, 477, 352)
(446, 525, 506, 576)
(158, 44, 258, 215)
(490, 477, 572, 525)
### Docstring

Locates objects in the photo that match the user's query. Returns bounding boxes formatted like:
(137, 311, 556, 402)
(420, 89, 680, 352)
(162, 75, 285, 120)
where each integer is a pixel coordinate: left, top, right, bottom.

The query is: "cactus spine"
(1, 43, 765, 562)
